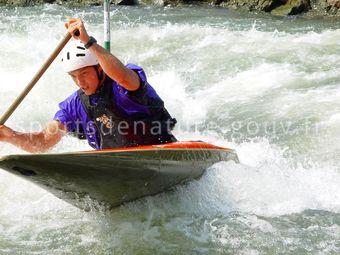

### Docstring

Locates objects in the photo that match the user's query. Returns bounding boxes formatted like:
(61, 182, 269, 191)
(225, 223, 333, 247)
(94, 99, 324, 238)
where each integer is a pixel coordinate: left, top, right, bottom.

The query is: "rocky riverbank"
(1, 0, 340, 16)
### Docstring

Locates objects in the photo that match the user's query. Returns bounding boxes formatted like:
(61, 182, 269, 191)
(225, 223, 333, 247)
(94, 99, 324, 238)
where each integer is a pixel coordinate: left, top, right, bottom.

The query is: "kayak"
(0, 141, 238, 210)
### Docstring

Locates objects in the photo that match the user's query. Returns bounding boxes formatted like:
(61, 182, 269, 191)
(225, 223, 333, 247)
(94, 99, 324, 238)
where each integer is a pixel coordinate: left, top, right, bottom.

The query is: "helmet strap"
(94, 65, 104, 86)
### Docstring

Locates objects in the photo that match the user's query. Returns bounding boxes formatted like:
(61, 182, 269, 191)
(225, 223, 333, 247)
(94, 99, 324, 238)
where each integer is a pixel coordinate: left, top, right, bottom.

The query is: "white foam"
(0, 5, 340, 221)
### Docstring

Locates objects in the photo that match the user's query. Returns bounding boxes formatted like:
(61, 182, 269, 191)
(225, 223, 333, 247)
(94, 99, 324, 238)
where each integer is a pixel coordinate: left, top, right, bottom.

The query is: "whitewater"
(0, 5, 339, 254)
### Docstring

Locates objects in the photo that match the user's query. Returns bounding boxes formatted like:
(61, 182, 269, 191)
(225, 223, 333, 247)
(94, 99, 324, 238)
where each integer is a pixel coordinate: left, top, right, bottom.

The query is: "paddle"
(0, 30, 79, 125)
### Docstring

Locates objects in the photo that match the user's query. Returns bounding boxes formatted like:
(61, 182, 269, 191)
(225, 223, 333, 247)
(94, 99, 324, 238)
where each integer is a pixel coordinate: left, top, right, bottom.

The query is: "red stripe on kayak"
(82, 141, 230, 153)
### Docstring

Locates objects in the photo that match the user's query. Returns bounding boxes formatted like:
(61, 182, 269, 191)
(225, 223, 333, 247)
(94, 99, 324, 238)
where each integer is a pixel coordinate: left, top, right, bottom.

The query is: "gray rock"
(0, 0, 339, 17)
(216, 0, 282, 12)
(117, 0, 137, 5)
(0, 0, 46, 6)
(318, 0, 340, 14)
(216, 0, 311, 15)
(271, 0, 311, 15)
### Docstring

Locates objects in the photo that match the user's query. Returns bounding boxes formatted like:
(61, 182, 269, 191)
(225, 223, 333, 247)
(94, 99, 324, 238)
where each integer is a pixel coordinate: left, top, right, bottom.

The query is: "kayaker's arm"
(0, 121, 65, 153)
(65, 18, 140, 91)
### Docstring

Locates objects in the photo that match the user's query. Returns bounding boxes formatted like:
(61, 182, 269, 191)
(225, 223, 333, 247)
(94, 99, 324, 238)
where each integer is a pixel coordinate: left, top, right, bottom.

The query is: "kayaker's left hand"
(65, 18, 90, 44)
(0, 125, 13, 142)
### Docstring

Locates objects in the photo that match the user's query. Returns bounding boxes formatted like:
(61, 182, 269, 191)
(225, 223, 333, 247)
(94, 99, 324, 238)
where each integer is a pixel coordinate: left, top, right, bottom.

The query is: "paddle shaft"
(0, 32, 74, 125)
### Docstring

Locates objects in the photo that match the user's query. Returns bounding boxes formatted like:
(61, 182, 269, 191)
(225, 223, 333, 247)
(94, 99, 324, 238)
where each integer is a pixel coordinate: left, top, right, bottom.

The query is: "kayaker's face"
(69, 66, 101, 95)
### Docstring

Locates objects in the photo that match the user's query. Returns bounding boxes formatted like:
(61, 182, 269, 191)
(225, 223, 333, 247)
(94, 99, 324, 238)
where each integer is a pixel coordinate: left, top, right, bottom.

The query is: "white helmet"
(61, 40, 98, 72)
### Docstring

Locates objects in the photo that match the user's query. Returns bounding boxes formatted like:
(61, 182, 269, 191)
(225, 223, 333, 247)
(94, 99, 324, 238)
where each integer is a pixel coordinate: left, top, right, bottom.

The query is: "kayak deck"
(0, 141, 238, 210)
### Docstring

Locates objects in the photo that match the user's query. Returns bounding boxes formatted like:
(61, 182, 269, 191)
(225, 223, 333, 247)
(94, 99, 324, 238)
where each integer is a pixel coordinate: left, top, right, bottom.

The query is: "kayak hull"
(0, 142, 238, 209)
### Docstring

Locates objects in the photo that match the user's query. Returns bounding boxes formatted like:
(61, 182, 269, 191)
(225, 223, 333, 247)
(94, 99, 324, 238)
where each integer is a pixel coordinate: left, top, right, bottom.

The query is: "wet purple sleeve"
(126, 63, 147, 84)
(53, 92, 78, 132)
(125, 64, 148, 97)
(124, 64, 164, 109)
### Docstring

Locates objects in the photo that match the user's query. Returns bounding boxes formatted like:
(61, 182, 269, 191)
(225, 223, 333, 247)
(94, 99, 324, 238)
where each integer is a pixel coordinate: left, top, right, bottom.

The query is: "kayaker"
(0, 18, 177, 152)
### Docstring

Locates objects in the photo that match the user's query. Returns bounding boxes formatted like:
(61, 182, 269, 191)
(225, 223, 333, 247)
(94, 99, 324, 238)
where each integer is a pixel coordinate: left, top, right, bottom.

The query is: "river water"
(0, 4, 339, 254)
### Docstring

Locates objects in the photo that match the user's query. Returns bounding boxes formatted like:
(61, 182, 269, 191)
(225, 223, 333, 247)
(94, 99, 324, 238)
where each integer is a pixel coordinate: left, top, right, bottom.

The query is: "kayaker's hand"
(65, 18, 90, 44)
(0, 125, 13, 142)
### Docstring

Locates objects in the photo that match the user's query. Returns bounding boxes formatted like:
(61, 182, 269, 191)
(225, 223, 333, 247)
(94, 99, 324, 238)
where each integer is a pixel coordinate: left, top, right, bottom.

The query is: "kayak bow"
(0, 141, 238, 210)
